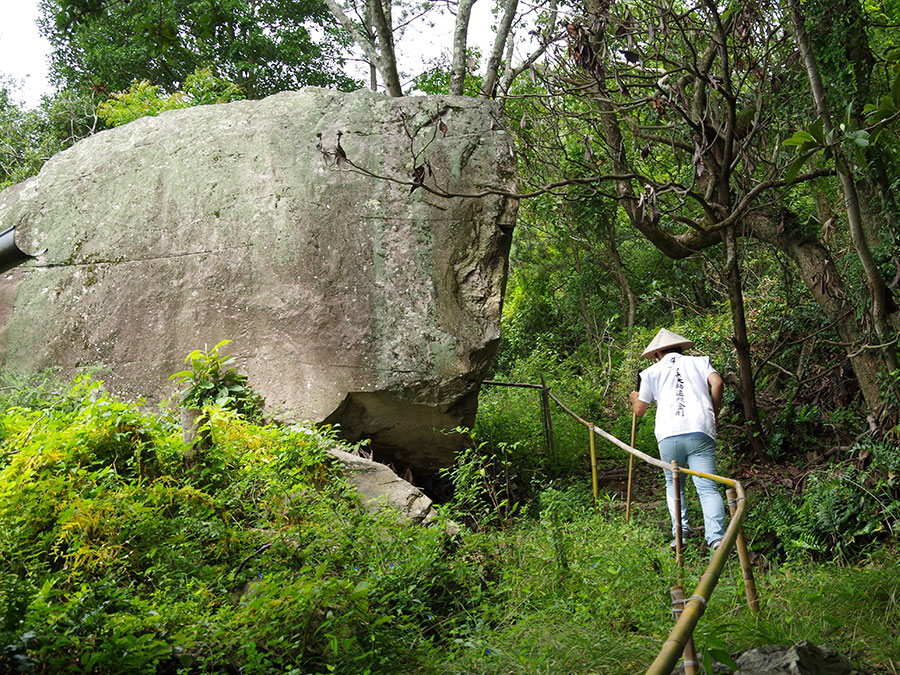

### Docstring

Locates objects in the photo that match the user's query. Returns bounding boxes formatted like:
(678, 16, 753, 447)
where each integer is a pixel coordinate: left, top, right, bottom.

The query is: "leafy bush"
(746, 443, 900, 563)
(97, 68, 244, 127)
(440, 429, 521, 530)
(170, 339, 265, 423)
(0, 375, 512, 673)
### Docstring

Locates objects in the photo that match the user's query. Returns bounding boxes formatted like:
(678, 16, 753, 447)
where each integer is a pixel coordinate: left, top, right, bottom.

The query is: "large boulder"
(0, 88, 517, 472)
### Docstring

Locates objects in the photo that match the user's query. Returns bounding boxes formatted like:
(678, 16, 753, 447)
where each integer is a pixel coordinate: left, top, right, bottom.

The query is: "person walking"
(629, 328, 727, 550)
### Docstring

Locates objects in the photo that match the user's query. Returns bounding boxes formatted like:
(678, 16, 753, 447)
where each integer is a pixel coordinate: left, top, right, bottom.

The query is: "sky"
(0, 0, 507, 110)
(0, 0, 52, 108)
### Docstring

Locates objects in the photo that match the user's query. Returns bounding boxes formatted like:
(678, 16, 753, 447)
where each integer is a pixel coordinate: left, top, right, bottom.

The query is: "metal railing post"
(589, 426, 599, 503)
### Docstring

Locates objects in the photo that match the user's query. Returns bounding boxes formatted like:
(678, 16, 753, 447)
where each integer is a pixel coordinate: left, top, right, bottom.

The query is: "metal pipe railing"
(0, 227, 39, 274)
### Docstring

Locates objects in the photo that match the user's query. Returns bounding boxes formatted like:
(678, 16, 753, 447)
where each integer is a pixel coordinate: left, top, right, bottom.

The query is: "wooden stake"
(670, 585, 699, 674)
(625, 412, 636, 521)
(726, 487, 760, 614)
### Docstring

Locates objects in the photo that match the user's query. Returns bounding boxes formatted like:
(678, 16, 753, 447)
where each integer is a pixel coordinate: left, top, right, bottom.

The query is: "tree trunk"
(722, 226, 766, 456)
(480, 0, 518, 98)
(368, 0, 403, 96)
(449, 0, 476, 96)
(749, 210, 889, 419)
(605, 227, 636, 331)
(322, 0, 402, 96)
(788, 0, 898, 373)
(364, 10, 378, 91)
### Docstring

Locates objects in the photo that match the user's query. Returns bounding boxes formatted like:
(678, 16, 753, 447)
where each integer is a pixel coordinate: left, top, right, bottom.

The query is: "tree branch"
(449, 0, 477, 96)
(480, 0, 519, 98)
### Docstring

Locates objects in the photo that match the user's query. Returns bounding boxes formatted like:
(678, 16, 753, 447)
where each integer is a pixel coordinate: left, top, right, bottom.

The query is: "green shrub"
(745, 445, 900, 563)
(0, 375, 512, 673)
(97, 68, 244, 127)
(170, 339, 265, 423)
(440, 429, 521, 530)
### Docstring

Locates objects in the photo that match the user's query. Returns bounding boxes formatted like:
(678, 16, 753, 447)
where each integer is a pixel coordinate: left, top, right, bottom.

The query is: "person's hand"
(630, 391, 650, 417)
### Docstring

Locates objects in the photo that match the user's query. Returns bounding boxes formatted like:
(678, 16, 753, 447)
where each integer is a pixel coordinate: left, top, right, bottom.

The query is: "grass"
(0, 374, 898, 673)
(438, 512, 900, 674)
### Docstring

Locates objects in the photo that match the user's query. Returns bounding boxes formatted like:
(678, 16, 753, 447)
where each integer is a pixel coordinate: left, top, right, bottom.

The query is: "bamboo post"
(625, 412, 636, 521)
(670, 585, 699, 675)
(672, 460, 684, 581)
(726, 487, 760, 614)
(589, 426, 599, 503)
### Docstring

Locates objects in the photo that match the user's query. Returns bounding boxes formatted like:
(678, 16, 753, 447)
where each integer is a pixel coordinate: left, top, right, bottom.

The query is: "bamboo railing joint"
(687, 594, 708, 610)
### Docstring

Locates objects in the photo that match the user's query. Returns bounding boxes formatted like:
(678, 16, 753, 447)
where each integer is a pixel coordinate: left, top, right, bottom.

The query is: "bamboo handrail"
(538, 387, 754, 674)
(647, 483, 748, 674)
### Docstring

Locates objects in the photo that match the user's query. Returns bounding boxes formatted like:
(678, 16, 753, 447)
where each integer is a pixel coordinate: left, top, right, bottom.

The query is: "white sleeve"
(701, 356, 716, 379)
(638, 371, 654, 404)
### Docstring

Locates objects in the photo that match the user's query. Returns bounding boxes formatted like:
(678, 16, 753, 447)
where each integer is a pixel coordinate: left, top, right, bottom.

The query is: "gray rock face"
(0, 88, 517, 471)
(730, 641, 859, 674)
(677, 640, 861, 674)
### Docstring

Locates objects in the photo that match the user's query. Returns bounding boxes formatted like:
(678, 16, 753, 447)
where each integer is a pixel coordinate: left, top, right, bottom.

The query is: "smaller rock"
(329, 448, 444, 528)
(732, 640, 860, 674)
(677, 639, 862, 674)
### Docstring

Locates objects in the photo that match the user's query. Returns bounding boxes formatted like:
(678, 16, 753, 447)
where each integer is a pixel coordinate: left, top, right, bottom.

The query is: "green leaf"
(703, 651, 713, 674)
(822, 614, 843, 627)
(850, 130, 870, 147)
(809, 117, 825, 144)
(783, 130, 816, 147)
(784, 149, 816, 185)
(709, 648, 739, 670)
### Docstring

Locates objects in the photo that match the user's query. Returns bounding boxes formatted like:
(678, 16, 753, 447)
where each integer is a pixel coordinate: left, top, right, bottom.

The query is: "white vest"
(638, 354, 717, 442)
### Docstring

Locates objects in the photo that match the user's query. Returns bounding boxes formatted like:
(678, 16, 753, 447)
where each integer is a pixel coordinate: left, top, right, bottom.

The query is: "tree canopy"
(40, 0, 359, 98)
(2, 2, 900, 671)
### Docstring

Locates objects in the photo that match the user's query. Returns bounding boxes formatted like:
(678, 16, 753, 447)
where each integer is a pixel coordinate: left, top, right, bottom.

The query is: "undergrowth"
(0, 374, 897, 673)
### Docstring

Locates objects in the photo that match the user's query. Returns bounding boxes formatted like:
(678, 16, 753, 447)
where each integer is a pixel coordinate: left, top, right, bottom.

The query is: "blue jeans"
(658, 432, 726, 545)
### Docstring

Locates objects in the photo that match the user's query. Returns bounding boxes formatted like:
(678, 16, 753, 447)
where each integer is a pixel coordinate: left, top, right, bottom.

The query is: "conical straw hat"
(641, 328, 694, 359)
